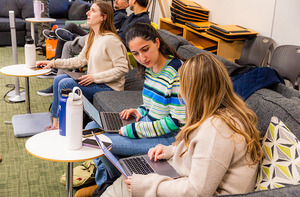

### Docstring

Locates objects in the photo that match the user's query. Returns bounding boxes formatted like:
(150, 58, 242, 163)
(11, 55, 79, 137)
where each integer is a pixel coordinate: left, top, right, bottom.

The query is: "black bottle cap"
(60, 88, 72, 97)
(25, 36, 34, 44)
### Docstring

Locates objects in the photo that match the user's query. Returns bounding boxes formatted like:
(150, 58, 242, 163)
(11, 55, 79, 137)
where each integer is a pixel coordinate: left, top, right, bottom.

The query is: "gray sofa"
(93, 29, 300, 196)
(0, 0, 90, 46)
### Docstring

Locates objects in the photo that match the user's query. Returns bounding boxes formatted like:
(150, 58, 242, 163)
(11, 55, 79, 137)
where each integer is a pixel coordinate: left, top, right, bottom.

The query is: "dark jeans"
(54, 23, 88, 59)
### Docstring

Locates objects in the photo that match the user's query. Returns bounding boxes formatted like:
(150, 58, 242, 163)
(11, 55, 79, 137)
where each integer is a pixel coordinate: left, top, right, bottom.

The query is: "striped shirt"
(120, 58, 186, 138)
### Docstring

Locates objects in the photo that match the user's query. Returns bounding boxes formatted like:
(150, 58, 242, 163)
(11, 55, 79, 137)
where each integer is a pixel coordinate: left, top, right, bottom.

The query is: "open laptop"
(63, 70, 85, 80)
(82, 95, 136, 132)
(92, 132, 180, 178)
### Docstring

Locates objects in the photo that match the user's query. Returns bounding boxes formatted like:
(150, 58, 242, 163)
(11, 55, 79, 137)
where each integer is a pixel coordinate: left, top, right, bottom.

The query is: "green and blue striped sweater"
(120, 58, 186, 138)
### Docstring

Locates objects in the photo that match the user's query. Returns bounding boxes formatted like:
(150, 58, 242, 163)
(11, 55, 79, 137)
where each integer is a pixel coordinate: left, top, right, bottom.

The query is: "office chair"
(236, 36, 275, 67)
(270, 45, 300, 90)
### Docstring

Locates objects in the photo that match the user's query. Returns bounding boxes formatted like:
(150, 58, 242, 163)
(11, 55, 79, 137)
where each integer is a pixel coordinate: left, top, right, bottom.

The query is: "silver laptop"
(92, 132, 180, 178)
(82, 95, 136, 132)
(63, 70, 85, 80)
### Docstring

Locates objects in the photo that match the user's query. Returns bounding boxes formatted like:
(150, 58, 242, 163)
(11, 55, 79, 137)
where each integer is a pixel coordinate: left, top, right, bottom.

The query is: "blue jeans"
(86, 118, 178, 186)
(51, 74, 113, 118)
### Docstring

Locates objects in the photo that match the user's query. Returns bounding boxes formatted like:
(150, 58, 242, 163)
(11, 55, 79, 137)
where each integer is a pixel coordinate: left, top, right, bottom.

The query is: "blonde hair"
(176, 53, 263, 164)
(85, 0, 117, 59)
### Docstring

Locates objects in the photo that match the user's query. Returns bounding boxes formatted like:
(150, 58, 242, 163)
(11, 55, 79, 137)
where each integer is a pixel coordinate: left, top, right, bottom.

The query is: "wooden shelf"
(159, 18, 244, 62)
(183, 29, 217, 50)
(159, 18, 185, 36)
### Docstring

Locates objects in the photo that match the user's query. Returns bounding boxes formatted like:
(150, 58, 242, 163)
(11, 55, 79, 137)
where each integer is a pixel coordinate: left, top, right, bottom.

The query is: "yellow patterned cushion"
(255, 116, 300, 190)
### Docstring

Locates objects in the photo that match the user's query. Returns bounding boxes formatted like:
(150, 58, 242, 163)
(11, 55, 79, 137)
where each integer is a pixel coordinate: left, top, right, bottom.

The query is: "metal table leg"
(25, 77, 31, 114)
(30, 22, 35, 43)
(66, 162, 73, 197)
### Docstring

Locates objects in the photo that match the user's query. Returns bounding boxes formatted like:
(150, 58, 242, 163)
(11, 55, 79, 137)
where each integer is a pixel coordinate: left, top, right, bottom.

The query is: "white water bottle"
(24, 36, 36, 68)
(66, 87, 83, 150)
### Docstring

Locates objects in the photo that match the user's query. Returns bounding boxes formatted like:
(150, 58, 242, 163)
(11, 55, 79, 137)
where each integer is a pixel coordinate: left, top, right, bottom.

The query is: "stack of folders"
(207, 25, 258, 42)
(171, 0, 210, 25)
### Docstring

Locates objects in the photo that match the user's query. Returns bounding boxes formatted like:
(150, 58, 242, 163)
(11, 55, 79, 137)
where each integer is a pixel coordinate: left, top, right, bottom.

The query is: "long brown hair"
(176, 53, 263, 165)
(85, 0, 117, 59)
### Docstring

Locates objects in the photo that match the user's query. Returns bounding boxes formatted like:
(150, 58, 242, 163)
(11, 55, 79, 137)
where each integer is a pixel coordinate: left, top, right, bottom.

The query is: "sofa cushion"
(49, 0, 69, 19)
(255, 116, 300, 190)
(158, 29, 191, 50)
(93, 91, 143, 112)
(16, 0, 34, 19)
(0, 17, 26, 31)
(177, 45, 245, 76)
(68, 0, 91, 20)
(246, 88, 300, 137)
(0, 0, 22, 18)
(124, 68, 144, 91)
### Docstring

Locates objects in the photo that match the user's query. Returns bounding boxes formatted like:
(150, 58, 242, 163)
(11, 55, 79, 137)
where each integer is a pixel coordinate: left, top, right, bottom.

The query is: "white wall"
(272, 0, 300, 46)
(155, 0, 300, 46)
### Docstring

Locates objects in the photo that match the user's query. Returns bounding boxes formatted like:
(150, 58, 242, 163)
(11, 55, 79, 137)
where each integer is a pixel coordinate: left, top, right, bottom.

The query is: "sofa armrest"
(177, 45, 245, 76)
(218, 184, 300, 197)
(245, 88, 300, 137)
(158, 29, 192, 50)
(269, 83, 300, 99)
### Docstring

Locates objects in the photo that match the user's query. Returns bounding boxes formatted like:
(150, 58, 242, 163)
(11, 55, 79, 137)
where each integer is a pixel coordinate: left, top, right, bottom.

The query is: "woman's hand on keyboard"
(120, 108, 141, 122)
(148, 144, 165, 161)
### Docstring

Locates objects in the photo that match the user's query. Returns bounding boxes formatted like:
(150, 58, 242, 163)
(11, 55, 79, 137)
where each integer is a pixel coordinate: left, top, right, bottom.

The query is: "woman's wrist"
(52, 59, 56, 68)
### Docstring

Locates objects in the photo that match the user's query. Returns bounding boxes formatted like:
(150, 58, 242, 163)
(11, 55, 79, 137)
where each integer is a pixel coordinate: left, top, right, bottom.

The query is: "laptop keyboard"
(103, 113, 123, 130)
(123, 156, 155, 175)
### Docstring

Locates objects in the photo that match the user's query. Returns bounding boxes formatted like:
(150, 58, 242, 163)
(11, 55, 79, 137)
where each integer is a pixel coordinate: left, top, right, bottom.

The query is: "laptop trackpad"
(144, 156, 180, 178)
(121, 115, 136, 126)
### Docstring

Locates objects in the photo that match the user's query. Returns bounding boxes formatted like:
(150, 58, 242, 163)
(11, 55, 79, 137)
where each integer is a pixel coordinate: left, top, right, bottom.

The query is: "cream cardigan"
(102, 116, 258, 197)
(54, 33, 131, 91)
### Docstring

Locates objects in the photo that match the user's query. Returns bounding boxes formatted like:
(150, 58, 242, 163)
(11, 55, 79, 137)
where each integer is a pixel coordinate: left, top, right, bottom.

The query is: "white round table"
(26, 130, 112, 197)
(25, 17, 56, 42)
(0, 64, 51, 137)
(0, 63, 51, 77)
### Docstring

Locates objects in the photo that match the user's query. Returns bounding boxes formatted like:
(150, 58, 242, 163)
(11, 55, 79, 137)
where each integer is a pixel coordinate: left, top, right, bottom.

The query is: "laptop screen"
(82, 95, 103, 128)
(93, 132, 128, 178)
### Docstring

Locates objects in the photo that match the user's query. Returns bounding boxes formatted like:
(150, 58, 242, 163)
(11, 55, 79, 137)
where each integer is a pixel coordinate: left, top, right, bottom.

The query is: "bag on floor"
(45, 25, 58, 60)
(60, 160, 96, 187)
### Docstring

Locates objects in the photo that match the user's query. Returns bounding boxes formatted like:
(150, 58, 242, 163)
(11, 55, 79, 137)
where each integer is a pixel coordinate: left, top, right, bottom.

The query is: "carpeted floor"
(0, 47, 81, 196)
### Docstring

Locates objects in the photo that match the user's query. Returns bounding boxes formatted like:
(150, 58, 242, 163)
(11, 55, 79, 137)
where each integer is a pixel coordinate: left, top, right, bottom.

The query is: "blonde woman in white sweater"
(101, 53, 263, 197)
(37, 1, 130, 131)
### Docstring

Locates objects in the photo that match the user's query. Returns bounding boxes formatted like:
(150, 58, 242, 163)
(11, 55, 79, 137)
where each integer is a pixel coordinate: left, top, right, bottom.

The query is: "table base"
(12, 112, 52, 137)
(8, 91, 26, 102)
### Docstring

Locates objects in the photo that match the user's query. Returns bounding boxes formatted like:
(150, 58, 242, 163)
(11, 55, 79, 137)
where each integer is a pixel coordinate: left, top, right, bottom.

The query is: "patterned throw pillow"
(255, 116, 300, 190)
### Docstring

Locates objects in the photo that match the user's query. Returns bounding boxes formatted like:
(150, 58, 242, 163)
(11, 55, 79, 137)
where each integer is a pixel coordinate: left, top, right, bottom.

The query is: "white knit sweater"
(54, 33, 131, 91)
(101, 116, 259, 197)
